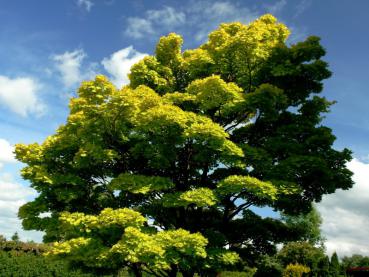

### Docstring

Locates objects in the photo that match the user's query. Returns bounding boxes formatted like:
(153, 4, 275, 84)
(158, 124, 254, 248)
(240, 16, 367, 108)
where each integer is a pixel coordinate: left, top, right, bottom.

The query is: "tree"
(11, 232, 20, 242)
(342, 254, 369, 268)
(329, 252, 340, 276)
(317, 255, 330, 277)
(15, 14, 353, 276)
(277, 241, 325, 276)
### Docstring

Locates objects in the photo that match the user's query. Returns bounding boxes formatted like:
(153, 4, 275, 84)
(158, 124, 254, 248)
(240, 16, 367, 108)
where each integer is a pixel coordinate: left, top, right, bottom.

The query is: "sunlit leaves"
(59, 208, 146, 232)
(202, 14, 290, 89)
(46, 238, 110, 268)
(162, 188, 218, 208)
(217, 175, 277, 203)
(110, 227, 208, 271)
(182, 48, 214, 80)
(129, 56, 174, 94)
(109, 174, 174, 194)
(155, 33, 183, 69)
(14, 143, 43, 165)
(111, 227, 208, 271)
(283, 263, 310, 277)
(204, 248, 241, 270)
(49, 209, 208, 272)
(186, 75, 244, 114)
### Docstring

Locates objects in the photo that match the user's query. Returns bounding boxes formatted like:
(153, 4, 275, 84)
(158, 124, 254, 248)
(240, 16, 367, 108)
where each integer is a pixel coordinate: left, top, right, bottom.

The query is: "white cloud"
(265, 0, 287, 15)
(52, 49, 97, 89)
(287, 25, 308, 44)
(52, 46, 145, 90)
(0, 75, 45, 117)
(52, 49, 86, 88)
(77, 0, 94, 12)
(0, 140, 43, 242)
(0, 139, 16, 169)
(101, 46, 147, 88)
(125, 6, 185, 39)
(147, 6, 186, 27)
(294, 0, 312, 18)
(125, 18, 155, 39)
(0, 177, 42, 242)
(0, 138, 43, 241)
(317, 158, 369, 257)
(0, 181, 34, 206)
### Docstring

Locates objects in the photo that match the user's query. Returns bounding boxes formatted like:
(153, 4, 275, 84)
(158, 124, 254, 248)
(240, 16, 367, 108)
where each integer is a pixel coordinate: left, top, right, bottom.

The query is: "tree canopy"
(15, 14, 353, 276)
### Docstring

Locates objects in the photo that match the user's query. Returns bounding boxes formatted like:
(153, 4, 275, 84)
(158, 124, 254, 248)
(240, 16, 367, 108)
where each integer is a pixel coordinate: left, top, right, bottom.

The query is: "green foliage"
(11, 232, 20, 242)
(317, 255, 330, 277)
(109, 174, 175, 194)
(282, 205, 325, 246)
(277, 242, 325, 276)
(0, 235, 109, 276)
(186, 75, 244, 114)
(15, 14, 353, 276)
(216, 175, 278, 204)
(161, 187, 218, 207)
(0, 251, 90, 277)
(329, 252, 340, 276)
(220, 269, 257, 277)
(0, 236, 47, 254)
(48, 208, 211, 274)
(342, 254, 369, 268)
(254, 255, 283, 277)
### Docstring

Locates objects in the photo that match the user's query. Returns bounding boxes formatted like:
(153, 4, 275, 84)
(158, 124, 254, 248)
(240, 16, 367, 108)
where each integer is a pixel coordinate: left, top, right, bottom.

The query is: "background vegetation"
(2, 215, 368, 277)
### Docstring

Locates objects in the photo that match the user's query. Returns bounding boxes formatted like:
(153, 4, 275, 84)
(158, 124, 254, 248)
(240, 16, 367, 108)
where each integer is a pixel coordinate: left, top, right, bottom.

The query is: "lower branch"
(227, 201, 252, 220)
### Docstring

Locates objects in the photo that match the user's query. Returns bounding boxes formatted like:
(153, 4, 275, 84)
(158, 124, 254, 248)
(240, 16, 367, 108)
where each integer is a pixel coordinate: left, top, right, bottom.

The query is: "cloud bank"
(0, 76, 45, 117)
(0, 138, 43, 241)
(0, 139, 16, 169)
(317, 158, 369, 257)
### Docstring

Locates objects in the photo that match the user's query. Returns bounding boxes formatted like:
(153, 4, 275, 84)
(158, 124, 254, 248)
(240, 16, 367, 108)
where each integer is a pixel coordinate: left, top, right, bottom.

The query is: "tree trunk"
(168, 266, 178, 277)
(131, 265, 142, 277)
(181, 270, 195, 277)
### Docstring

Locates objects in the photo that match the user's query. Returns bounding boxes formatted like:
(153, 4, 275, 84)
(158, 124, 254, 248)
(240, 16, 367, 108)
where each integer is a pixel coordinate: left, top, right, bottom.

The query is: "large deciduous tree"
(15, 15, 353, 276)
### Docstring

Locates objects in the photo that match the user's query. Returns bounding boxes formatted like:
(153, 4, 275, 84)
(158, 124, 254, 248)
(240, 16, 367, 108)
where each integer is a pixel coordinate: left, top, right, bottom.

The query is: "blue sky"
(1, 0, 369, 257)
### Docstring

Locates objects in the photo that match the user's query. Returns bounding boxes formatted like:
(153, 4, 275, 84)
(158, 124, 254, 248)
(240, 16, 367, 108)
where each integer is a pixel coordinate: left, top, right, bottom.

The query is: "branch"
(222, 195, 237, 224)
(143, 268, 167, 277)
(227, 201, 252, 220)
(224, 112, 252, 133)
(231, 191, 244, 204)
(200, 163, 209, 186)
